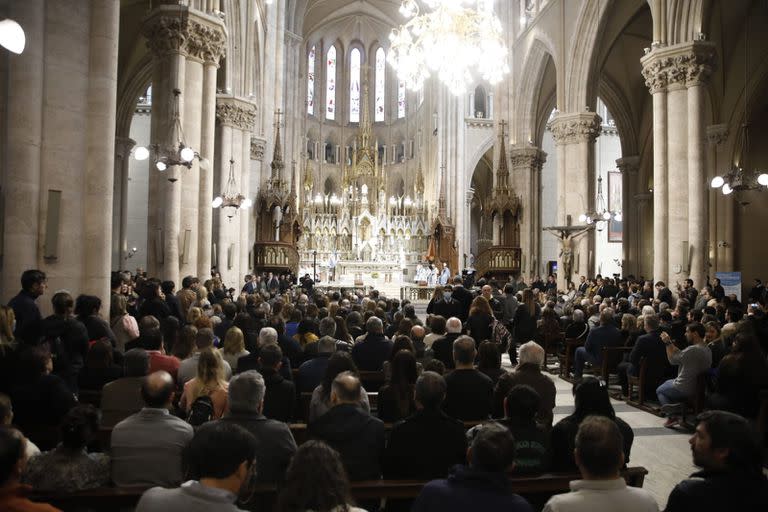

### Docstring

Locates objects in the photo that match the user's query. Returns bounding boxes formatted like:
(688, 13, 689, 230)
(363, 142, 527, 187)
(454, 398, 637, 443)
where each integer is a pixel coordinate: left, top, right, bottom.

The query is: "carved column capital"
(616, 155, 640, 175)
(185, 19, 226, 65)
(251, 136, 267, 161)
(509, 146, 547, 171)
(216, 96, 257, 130)
(706, 124, 729, 145)
(641, 41, 717, 93)
(114, 137, 136, 160)
(548, 112, 602, 145)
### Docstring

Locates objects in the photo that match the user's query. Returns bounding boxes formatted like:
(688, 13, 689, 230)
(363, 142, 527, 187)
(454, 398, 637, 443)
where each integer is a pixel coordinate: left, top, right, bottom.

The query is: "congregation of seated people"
(0, 268, 767, 511)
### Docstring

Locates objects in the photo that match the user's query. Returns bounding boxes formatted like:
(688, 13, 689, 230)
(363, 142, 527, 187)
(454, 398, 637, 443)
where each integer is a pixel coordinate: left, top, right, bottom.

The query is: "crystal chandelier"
(579, 175, 621, 231)
(212, 157, 252, 219)
(388, 0, 510, 95)
(133, 88, 200, 181)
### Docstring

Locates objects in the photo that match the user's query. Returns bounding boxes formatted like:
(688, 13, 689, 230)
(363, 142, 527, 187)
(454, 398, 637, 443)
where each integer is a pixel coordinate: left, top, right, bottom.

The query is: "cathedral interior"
(1, 0, 768, 308)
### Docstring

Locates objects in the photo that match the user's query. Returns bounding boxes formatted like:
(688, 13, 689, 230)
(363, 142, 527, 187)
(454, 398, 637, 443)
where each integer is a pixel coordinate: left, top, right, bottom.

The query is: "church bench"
(626, 356, 649, 405)
(30, 467, 649, 512)
(558, 337, 584, 379)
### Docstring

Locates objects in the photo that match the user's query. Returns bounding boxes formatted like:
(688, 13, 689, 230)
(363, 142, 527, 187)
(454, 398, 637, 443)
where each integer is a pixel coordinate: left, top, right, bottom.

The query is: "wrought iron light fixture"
(388, 0, 510, 95)
(212, 157, 252, 219)
(133, 88, 201, 181)
(579, 174, 621, 231)
(710, 15, 768, 199)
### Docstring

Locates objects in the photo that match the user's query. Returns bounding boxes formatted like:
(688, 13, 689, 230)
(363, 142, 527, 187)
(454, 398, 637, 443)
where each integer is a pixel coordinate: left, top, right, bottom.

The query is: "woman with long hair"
(550, 376, 634, 472)
(110, 294, 139, 353)
(426, 286, 444, 315)
(77, 340, 123, 391)
(179, 349, 229, 419)
(465, 296, 495, 348)
(219, 326, 249, 371)
(276, 440, 365, 512)
(378, 350, 418, 422)
(477, 341, 505, 385)
(510, 289, 540, 364)
(309, 352, 369, 422)
(173, 324, 197, 360)
(709, 333, 768, 418)
(620, 313, 639, 347)
(0, 305, 16, 355)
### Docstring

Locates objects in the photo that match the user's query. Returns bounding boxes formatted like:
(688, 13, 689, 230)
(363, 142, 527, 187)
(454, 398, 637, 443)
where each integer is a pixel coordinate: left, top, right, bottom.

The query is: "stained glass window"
(349, 48, 361, 123)
(307, 45, 315, 115)
(375, 48, 385, 122)
(398, 80, 406, 118)
(326, 45, 336, 120)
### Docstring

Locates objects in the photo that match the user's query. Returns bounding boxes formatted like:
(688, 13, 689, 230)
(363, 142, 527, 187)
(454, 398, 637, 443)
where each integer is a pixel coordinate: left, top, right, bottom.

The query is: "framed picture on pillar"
(608, 171, 623, 243)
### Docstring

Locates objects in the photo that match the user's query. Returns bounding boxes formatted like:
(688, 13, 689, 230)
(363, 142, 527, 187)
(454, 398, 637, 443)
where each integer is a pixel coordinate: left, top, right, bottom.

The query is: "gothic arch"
(564, 0, 610, 111)
(465, 135, 495, 191)
(116, 55, 153, 139)
(514, 39, 557, 146)
(598, 75, 638, 157)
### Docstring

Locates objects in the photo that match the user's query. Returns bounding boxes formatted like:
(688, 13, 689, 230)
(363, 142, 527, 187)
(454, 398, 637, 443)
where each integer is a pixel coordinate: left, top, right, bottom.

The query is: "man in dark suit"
(309, 372, 385, 480)
(351, 317, 392, 371)
(444, 336, 493, 420)
(617, 314, 671, 398)
(431, 317, 463, 369)
(450, 276, 474, 321)
(573, 308, 623, 379)
(258, 344, 295, 422)
(656, 280, 675, 306)
(215, 370, 297, 483)
(386, 371, 467, 479)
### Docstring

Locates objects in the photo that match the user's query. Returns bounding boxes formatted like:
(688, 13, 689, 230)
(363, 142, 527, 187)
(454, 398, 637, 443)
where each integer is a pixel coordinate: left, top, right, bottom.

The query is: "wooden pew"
(31, 467, 648, 512)
(627, 357, 648, 405)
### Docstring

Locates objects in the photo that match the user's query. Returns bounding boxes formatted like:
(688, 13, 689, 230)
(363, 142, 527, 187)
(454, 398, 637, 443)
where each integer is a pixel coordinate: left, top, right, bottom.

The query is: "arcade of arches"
(1, 0, 768, 309)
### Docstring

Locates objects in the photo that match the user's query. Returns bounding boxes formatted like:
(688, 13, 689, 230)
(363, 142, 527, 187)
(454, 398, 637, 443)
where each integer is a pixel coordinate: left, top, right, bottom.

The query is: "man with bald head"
(410, 324, 427, 359)
(111, 371, 194, 487)
(308, 372, 385, 480)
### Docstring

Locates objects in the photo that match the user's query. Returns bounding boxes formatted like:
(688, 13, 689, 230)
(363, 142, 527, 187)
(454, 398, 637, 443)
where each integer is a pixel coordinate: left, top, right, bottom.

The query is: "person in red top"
(143, 329, 180, 381)
(0, 426, 60, 512)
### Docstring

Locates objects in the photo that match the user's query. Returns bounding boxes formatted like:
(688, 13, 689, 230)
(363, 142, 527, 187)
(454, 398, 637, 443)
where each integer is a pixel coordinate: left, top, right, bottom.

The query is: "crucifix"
(542, 224, 593, 283)
(274, 108, 283, 128)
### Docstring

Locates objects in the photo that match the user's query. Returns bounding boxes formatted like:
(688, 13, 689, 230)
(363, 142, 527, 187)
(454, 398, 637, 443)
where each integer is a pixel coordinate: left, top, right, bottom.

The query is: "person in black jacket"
(665, 410, 768, 511)
(41, 291, 90, 392)
(258, 344, 295, 422)
(351, 317, 392, 371)
(617, 314, 671, 397)
(160, 281, 185, 324)
(655, 280, 675, 306)
(450, 277, 474, 321)
(7, 269, 47, 345)
(214, 370, 297, 483)
(443, 336, 493, 421)
(308, 372, 385, 481)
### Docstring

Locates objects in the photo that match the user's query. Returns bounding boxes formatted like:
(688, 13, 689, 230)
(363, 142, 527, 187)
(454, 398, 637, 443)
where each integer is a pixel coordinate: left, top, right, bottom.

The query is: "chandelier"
(133, 88, 200, 181)
(579, 174, 621, 231)
(711, 15, 768, 199)
(212, 157, 252, 219)
(388, 0, 510, 95)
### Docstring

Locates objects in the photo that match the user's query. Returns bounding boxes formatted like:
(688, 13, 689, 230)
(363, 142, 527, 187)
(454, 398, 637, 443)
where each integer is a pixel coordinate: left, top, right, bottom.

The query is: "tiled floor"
(544, 365, 696, 508)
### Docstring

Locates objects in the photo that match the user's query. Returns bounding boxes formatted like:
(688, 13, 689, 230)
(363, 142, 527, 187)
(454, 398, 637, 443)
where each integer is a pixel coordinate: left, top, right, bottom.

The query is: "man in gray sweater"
(135, 421, 258, 512)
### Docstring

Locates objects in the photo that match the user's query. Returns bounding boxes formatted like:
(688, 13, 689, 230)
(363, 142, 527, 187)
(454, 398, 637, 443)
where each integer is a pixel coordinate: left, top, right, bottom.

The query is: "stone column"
(685, 47, 715, 289)
(641, 54, 669, 284)
(114, 137, 136, 266)
(706, 124, 728, 272)
(1, 0, 44, 301)
(143, 6, 189, 284)
(214, 97, 257, 287)
(633, 193, 653, 277)
(549, 112, 601, 284)
(616, 156, 639, 275)
(510, 146, 546, 277)
(83, 0, 120, 303)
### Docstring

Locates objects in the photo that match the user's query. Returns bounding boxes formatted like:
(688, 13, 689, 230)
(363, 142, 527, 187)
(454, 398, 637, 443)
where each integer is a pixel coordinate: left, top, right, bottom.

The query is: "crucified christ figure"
(542, 226, 593, 282)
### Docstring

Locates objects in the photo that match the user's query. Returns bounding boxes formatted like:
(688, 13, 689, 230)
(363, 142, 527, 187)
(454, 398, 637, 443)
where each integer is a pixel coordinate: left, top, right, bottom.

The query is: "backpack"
(186, 394, 214, 426)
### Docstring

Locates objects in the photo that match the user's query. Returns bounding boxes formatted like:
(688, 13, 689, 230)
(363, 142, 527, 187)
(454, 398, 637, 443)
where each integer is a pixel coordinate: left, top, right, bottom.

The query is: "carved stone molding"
(616, 155, 640, 174)
(548, 112, 602, 146)
(251, 136, 267, 161)
(641, 41, 716, 93)
(706, 124, 729, 146)
(185, 20, 226, 65)
(142, 6, 226, 64)
(509, 146, 547, 171)
(216, 96, 257, 130)
(114, 137, 136, 160)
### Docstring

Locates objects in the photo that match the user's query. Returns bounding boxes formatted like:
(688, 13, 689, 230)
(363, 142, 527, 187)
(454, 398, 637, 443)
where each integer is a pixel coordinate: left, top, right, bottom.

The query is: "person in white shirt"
(543, 416, 658, 512)
(439, 262, 451, 286)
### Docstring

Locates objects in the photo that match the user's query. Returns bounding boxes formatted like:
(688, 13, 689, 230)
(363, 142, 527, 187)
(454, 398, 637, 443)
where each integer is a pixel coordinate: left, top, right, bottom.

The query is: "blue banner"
(715, 271, 742, 302)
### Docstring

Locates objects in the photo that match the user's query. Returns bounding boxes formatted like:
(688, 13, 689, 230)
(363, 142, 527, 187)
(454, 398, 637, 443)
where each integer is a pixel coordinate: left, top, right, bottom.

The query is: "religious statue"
(272, 205, 282, 241)
(542, 225, 592, 282)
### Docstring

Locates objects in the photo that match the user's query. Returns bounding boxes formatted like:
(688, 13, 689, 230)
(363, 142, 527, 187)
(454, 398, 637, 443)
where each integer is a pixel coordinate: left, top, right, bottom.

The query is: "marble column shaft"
(549, 112, 601, 284)
(1, 0, 44, 301)
(198, 61, 219, 277)
(510, 146, 545, 278)
(616, 156, 640, 275)
(687, 82, 706, 289)
(666, 85, 688, 287)
(114, 137, 136, 265)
